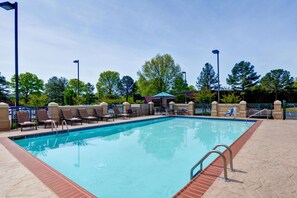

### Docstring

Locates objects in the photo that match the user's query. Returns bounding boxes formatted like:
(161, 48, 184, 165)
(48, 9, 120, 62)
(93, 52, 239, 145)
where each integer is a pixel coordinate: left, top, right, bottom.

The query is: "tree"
(83, 82, 95, 104)
(96, 71, 120, 98)
(196, 63, 218, 91)
(64, 79, 85, 105)
(137, 54, 182, 95)
(260, 69, 294, 100)
(44, 76, 68, 105)
(221, 93, 241, 104)
(171, 74, 188, 93)
(118, 76, 135, 101)
(194, 89, 215, 103)
(226, 61, 260, 99)
(10, 72, 44, 104)
(28, 94, 48, 108)
(0, 74, 9, 101)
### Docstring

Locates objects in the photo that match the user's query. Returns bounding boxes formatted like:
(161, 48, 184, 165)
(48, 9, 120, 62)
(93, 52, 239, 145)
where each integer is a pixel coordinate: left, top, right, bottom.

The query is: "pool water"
(15, 117, 254, 197)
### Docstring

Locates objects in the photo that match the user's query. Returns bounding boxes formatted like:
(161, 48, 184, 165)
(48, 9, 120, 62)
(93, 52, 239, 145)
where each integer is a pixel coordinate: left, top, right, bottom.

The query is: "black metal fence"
(247, 103, 273, 118)
(194, 103, 211, 116)
(283, 100, 297, 120)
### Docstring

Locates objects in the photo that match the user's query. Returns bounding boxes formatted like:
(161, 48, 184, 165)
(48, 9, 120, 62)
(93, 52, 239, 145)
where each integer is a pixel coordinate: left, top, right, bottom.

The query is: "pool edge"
(0, 137, 96, 198)
(173, 120, 262, 198)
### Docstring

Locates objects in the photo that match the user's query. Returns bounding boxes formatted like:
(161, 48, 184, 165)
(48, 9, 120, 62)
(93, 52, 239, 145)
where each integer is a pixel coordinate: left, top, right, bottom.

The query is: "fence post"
(211, 101, 218, 117)
(169, 101, 175, 114)
(123, 102, 131, 113)
(0, 102, 10, 131)
(239, 101, 247, 118)
(188, 101, 195, 115)
(48, 102, 60, 123)
(100, 102, 108, 114)
(283, 100, 286, 120)
(274, 100, 282, 120)
(148, 102, 154, 115)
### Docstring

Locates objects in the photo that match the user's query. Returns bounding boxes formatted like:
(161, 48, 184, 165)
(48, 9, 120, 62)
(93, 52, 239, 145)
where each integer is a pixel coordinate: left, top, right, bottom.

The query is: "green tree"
(137, 54, 182, 95)
(196, 63, 218, 91)
(260, 69, 294, 100)
(118, 76, 135, 102)
(221, 93, 241, 104)
(44, 76, 67, 105)
(226, 61, 260, 99)
(0, 74, 9, 101)
(83, 82, 95, 104)
(10, 72, 44, 104)
(64, 79, 85, 105)
(28, 94, 48, 108)
(194, 89, 215, 103)
(96, 71, 120, 98)
(171, 74, 188, 93)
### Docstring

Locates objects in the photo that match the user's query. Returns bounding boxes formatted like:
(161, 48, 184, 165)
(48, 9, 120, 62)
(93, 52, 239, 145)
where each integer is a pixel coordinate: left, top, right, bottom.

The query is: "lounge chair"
(61, 109, 82, 125)
(113, 107, 131, 119)
(94, 107, 114, 121)
(16, 111, 37, 131)
(77, 108, 99, 123)
(36, 109, 58, 128)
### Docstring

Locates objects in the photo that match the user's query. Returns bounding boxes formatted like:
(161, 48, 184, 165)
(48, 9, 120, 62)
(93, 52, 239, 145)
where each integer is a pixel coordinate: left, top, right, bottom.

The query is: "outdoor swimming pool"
(14, 117, 254, 197)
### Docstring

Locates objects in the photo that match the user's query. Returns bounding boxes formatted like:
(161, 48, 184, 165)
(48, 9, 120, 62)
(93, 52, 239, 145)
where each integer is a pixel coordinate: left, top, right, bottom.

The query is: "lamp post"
(212, 49, 220, 102)
(182, 71, 187, 103)
(73, 60, 79, 98)
(0, 1, 18, 106)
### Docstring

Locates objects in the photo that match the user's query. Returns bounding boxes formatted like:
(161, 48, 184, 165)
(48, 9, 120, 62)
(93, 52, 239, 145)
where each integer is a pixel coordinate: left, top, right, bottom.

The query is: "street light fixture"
(212, 49, 220, 102)
(0, 1, 19, 106)
(73, 60, 79, 98)
(182, 71, 187, 103)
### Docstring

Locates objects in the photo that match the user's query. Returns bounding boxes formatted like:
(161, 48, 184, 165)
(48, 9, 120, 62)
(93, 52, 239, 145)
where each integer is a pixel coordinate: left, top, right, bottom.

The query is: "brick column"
(274, 100, 282, 120)
(239, 101, 247, 118)
(169, 101, 175, 114)
(0, 102, 10, 131)
(187, 101, 195, 115)
(100, 102, 108, 114)
(48, 102, 60, 123)
(211, 101, 218, 117)
(123, 102, 131, 113)
(148, 102, 154, 115)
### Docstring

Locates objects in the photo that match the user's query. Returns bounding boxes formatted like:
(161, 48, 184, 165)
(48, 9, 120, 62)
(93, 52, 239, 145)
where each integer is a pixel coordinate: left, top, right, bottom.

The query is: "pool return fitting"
(190, 144, 233, 181)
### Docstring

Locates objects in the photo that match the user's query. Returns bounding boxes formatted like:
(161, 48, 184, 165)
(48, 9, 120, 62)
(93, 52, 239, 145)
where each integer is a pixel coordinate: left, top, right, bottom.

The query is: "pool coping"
(0, 116, 260, 197)
(173, 120, 262, 197)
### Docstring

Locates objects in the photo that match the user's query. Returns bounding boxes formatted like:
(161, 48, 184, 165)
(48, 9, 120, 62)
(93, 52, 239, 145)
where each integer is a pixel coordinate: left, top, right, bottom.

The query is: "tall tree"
(226, 61, 260, 99)
(196, 63, 218, 91)
(64, 79, 85, 105)
(44, 76, 68, 105)
(260, 69, 294, 100)
(83, 82, 95, 104)
(137, 54, 182, 95)
(171, 74, 189, 93)
(0, 74, 9, 101)
(96, 71, 120, 98)
(118, 76, 135, 101)
(10, 72, 44, 104)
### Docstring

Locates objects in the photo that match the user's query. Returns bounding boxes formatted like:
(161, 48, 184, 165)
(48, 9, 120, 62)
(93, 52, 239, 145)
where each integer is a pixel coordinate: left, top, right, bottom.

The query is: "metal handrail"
(247, 108, 269, 120)
(61, 120, 69, 134)
(190, 150, 228, 181)
(213, 144, 234, 172)
(51, 120, 58, 134)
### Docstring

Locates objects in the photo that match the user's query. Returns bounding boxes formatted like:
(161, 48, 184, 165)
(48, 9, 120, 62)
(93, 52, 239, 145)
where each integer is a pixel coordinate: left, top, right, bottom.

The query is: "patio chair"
(61, 109, 82, 126)
(16, 111, 37, 131)
(94, 107, 114, 121)
(36, 109, 59, 128)
(113, 107, 131, 119)
(77, 108, 99, 123)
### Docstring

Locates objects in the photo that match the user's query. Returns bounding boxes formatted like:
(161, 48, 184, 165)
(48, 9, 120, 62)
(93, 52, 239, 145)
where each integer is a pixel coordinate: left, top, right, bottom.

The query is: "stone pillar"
(100, 102, 108, 114)
(274, 100, 282, 120)
(211, 101, 218, 117)
(0, 102, 10, 131)
(169, 101, 175, 114)
(239, 101, 247, 118)
(148, 102, 154, 115)
(48, 102, 60, 123)
(188, 101, 195, 115)
(123, 102, 131, 113)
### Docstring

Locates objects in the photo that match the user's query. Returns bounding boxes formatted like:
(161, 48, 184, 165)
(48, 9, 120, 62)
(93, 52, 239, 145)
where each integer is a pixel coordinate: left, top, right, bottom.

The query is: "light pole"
(0, 1, 18, 106)
(212, 49, 220, 102)
(182, 71, 187, 103)
(73, 60, 79, 98)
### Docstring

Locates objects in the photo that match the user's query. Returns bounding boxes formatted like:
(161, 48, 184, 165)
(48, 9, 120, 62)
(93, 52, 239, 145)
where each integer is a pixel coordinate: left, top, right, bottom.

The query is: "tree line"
(0, 54, 297, 106)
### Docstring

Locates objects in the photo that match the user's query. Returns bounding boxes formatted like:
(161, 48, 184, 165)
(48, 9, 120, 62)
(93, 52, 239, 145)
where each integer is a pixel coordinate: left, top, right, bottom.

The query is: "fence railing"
(194, 103, 211, 116)
(283, 100, 297, 120)
(247, 103, 273, 118)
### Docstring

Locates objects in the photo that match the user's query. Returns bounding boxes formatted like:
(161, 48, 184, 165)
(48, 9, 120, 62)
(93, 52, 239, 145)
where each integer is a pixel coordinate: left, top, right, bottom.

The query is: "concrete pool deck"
(0, 117, 297, 197)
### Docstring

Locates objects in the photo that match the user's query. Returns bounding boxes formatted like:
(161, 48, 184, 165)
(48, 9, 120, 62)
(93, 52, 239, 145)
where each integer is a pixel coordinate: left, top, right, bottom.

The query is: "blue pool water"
(14, 117, 254, 197)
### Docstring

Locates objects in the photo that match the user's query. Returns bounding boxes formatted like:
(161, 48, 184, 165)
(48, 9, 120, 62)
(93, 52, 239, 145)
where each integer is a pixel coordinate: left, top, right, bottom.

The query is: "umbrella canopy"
(152, 92, 175, 99)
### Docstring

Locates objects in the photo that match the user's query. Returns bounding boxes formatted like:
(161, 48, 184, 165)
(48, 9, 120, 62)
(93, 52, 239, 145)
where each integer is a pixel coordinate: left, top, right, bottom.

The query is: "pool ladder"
(61, 120, 70, 134)
(190, 144, 234, 181)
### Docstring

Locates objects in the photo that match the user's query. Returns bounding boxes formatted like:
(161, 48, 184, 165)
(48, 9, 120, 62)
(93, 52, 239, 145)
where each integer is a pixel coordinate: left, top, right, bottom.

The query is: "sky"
(1, 0, 297, 90)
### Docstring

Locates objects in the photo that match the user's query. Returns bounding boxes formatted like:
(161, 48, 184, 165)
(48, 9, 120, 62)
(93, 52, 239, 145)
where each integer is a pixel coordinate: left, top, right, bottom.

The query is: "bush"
(221, 93, 241, 104)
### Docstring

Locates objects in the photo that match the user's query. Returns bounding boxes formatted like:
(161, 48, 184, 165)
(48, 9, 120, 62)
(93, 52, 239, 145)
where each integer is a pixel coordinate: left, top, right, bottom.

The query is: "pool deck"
(0, 117, 297, 197)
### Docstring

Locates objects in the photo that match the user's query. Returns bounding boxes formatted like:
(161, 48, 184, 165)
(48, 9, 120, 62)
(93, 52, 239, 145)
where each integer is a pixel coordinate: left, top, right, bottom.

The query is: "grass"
(285, 107, 297, 113)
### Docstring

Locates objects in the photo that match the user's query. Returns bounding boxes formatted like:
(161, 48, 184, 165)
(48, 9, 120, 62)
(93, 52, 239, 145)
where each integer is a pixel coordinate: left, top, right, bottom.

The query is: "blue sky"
(1, 0, 297, 90)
